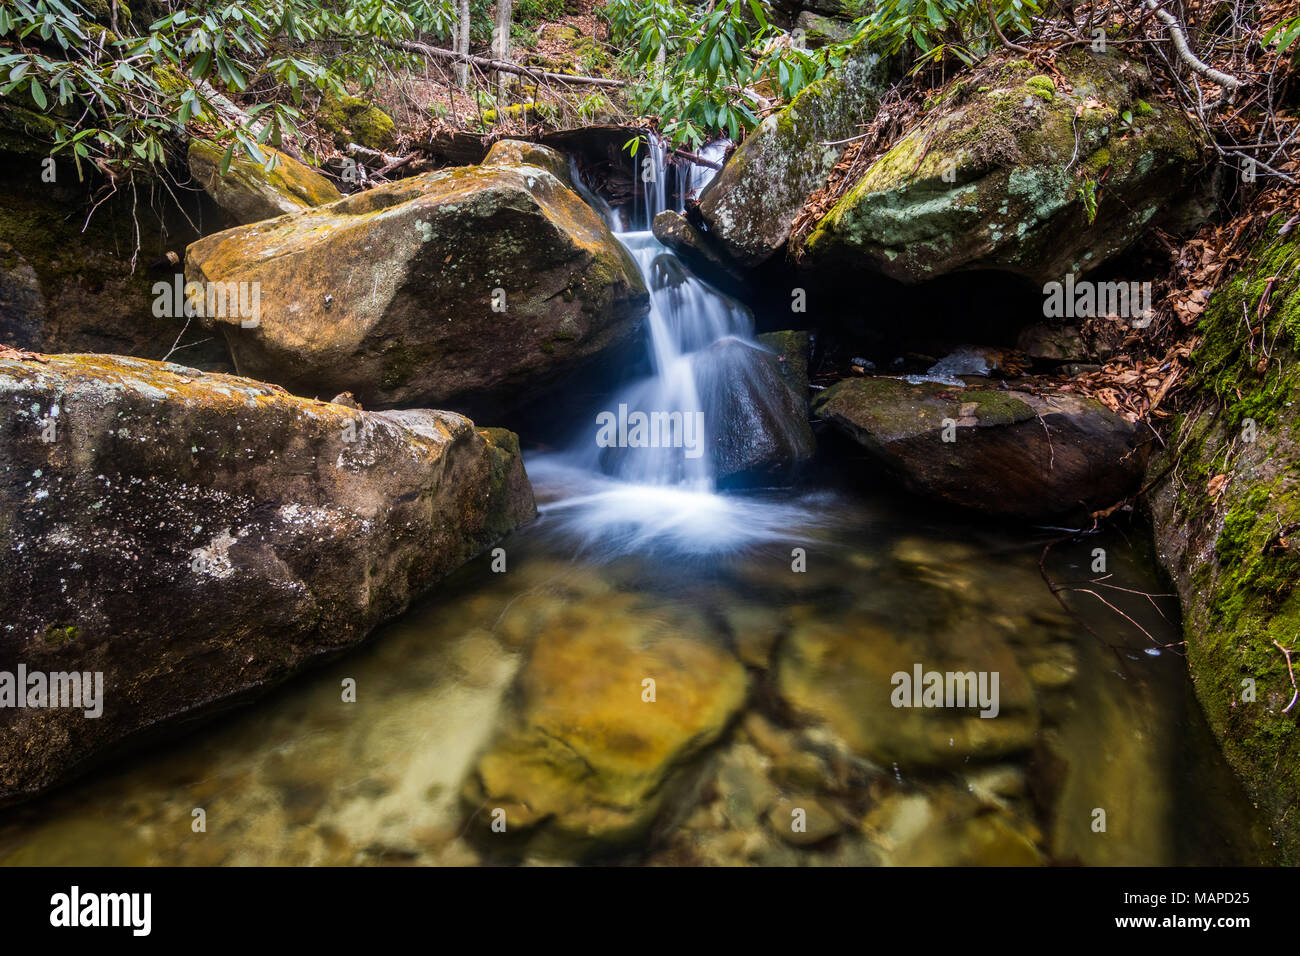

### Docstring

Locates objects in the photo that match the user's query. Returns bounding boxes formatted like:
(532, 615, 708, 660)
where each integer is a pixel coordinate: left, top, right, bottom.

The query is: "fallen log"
(385, 37, 627, 89)
(345, 142, 405, 166)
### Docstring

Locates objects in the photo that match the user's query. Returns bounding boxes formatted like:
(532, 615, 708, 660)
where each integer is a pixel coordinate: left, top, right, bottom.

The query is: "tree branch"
(1144, 0, 1244, 90)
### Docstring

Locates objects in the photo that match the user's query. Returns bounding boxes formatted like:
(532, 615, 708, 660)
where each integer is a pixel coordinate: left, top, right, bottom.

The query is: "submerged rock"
(697, 36, 893, 269)
(464, 594, 746, 858)
(813, 376, 1151, 520)
(776, 611, 1039, 768)
(185, 144, 647, 413)
(800, 50, 1210, 285)
(188, 140, 342, 226)
(0, 353, 535, 805)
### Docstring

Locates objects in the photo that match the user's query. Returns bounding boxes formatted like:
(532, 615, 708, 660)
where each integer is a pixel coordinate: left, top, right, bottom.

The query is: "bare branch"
(1143, 0, 1244, 90)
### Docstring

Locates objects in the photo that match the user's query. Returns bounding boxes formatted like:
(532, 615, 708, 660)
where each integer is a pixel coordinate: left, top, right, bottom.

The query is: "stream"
(0, 142, 1274, 867)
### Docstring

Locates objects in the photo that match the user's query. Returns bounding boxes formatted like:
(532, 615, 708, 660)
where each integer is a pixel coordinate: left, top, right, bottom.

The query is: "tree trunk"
(456, 0, 471, 88)
(494, 0, 513, 105)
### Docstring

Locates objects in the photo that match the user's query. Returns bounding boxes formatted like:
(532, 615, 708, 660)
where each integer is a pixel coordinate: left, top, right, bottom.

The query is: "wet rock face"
(699, 337, 815, 484)
(463, 594, 747, 858)
(188, 140, 342, 226)
(697, 36, 893, 269)
(185, 144, 648, 414)
(0, 240, 44, 349)
(651, 209, 749, 296)
(813, 376, 1152, 520)
(0, 353, 535, 805)
(756, 329, 811, 397)
(800, 50, 1210, 285)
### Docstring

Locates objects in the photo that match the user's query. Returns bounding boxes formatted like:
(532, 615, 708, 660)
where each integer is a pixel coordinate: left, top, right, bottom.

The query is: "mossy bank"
(1146, 214, 1300, 862)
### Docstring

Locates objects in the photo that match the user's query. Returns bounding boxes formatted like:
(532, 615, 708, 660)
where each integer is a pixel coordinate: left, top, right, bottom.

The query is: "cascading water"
(532, 138, 825, 555)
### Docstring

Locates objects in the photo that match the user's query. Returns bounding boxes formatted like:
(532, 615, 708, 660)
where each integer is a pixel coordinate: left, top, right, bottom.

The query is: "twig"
(1143, 0, 1244, 90)
(1275, 640, 1299, 713)
(986, 0, 1031, 54)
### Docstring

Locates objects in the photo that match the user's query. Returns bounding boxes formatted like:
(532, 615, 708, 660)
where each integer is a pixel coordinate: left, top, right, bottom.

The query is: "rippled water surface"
(0, 464, 1271, 866)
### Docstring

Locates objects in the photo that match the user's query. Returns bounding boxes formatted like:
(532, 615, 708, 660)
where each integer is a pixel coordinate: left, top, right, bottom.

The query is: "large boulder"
(185, 145, 648, 414)
(651, 209, 748, 296)
(188, 140, 342, 226)
(0, 352, 535, 804)
(813, 375, 1151, 520)
(1146, 215, 1300, 863)
(756, 329, 811, 397)
(696, 37, 893, 269)
(800, 50, 1210, 285)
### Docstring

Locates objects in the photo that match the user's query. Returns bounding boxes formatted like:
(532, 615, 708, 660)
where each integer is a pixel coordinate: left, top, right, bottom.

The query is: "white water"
(536, 138, 824, 555)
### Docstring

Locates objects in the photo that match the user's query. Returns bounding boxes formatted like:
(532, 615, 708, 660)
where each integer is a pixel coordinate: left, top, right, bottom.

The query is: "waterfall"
(537, 137, 821, 556)
(567, 136, 759, 489)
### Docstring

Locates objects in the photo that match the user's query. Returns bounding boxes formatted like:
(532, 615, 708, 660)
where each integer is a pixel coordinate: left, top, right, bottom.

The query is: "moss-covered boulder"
(185, 145, 648, 413)
(801, 50, 1209, 284)
(1146, 215, 1300, 862)
(188, 140, 341, 226)
(794, 10, 854, 47)
(697, 36, 893, 269)
(463, 594, 746, 858)
(318, 93, 397, 152)
(769, 0, 857, 25)
(0, 352, 535, 805)
(813, 375, 1151, 520)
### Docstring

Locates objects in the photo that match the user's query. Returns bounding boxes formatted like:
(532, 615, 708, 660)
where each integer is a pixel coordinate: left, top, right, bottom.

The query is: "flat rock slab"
(813, 375, 1151, 520)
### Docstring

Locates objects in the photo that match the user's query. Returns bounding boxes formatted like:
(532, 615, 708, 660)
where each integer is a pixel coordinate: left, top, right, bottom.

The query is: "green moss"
(42, 624, 78, 646)
(1136, 98, 1156, 116)
(1216, 485, 1270, 566)
(1024, 75, 1055, 102)
(1192, 214, 1300, 430)
(1156, 214, 1300, 862)
(481, 102, 558, 126)
(966, 389, 1035, 426)
(318, 93, 396, 152)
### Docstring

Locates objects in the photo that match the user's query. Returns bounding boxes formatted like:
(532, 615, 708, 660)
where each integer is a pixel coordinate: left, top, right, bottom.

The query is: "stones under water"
(0, 475, 1270, 866)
